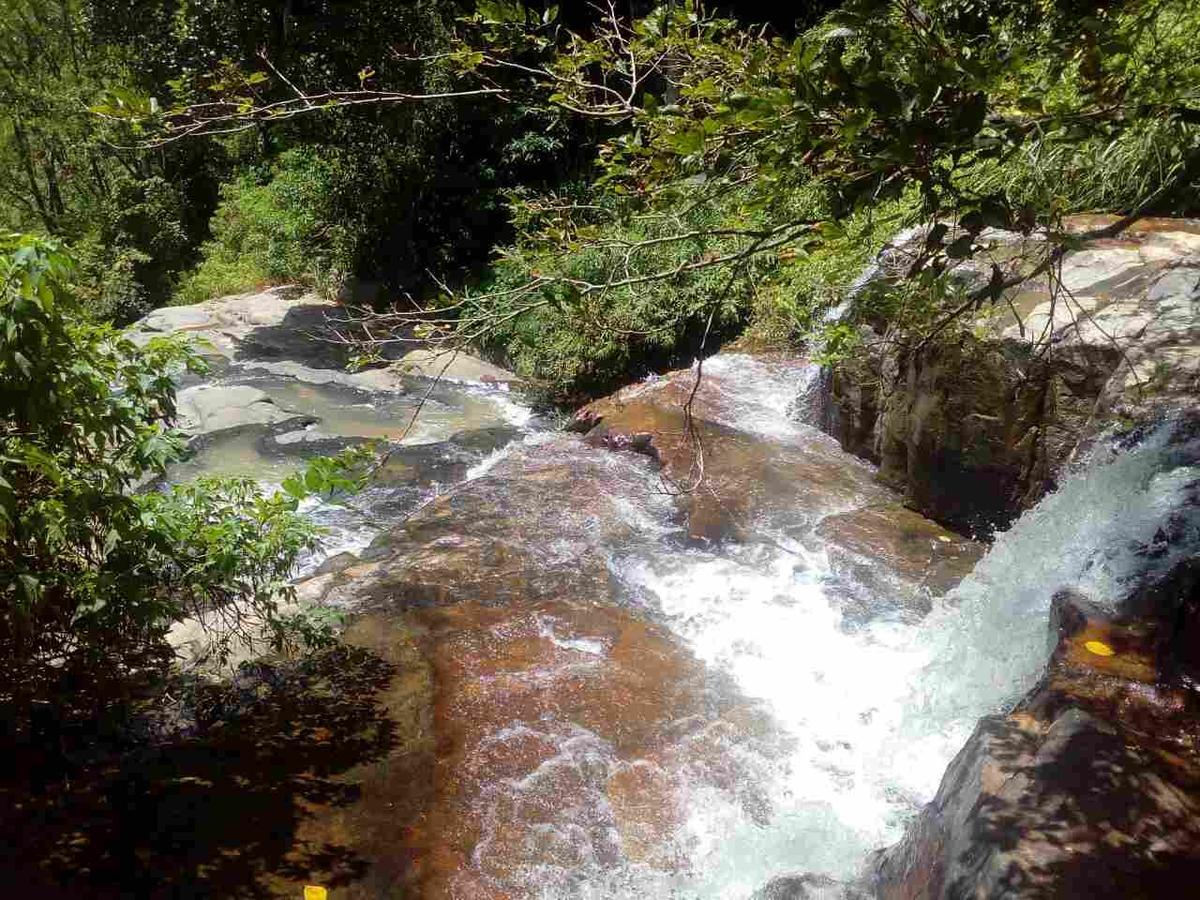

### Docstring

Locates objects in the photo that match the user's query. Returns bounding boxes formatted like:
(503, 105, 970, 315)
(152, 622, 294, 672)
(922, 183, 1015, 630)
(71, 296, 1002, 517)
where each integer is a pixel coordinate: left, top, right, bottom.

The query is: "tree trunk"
(11, 119, 56, 233)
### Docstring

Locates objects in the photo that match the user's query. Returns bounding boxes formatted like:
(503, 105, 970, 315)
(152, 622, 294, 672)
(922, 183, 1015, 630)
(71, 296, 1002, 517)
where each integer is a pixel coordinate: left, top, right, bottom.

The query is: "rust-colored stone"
(874, 589, 1200, 900)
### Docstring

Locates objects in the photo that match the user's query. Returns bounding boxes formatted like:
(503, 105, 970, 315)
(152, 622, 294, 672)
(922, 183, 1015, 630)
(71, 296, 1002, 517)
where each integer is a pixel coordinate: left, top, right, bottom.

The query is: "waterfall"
(160, 306, 1200, 898)
(587, 416, 1199, 899)
(909, 417, 1200, 739)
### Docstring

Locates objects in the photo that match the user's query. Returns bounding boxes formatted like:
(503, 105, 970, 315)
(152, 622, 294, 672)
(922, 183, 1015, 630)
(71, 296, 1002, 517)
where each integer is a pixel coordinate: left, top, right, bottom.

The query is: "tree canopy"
(109, 0, 1192, 398)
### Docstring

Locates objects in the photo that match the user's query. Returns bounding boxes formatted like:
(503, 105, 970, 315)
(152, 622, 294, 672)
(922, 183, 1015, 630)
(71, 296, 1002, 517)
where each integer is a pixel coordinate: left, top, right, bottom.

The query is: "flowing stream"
(166, 345, 1200, 898)
(600, 417, 1199, 897)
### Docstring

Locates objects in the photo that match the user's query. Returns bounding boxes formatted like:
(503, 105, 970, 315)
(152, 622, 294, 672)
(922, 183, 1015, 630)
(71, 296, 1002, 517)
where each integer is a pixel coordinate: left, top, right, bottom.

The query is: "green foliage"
(471, 186, 781, 399)
(0, 237, 369, 714)
(130, 0, 589, 305)
(70, 174, 196, 320)
(174, 96, 582, 303)
(0, 0, 228, 320)
(8, 0, 1199, 398)
(442, 0, 1200, 387)
(962, 119, 1197, 218)
(1, 0, 589, 318)
(172, 252, 268, 308)
(474, 182, 918, 396)
(754, 195, 919, 348)
(176, 150, 349, 303)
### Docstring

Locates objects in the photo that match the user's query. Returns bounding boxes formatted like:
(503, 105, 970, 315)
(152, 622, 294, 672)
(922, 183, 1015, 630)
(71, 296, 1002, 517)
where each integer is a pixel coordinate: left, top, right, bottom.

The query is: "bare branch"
(123, 85, 507, 148)
(258, 48, 313, 109)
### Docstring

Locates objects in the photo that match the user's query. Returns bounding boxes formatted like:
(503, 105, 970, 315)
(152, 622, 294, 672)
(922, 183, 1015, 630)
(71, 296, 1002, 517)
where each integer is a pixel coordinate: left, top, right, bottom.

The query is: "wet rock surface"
(874, 572, 1200, 899)
(814, 504, 983, 623)
(823, 217, 1200, 535)
(406, 599, 776, 899)
(154, 291, 537, 673)
(137, 289, 530, 485)
(277, 350, 1004, 897)
(304, 434, 673, 610)
(753, 873, 868, 899)
(394, 347, 522, 385)
(575, 354, 892, 543)
(123, 285, 1200, 899)
(291, 431, 789, 897)
(574, 354, 980, 611)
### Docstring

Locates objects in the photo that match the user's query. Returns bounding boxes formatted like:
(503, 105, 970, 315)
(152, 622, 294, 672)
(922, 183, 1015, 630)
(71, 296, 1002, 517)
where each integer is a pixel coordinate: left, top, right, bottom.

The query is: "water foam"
(590, 420, 1199, 898)
(909, 422, 1200, 737)
(694, 355, 823, 443)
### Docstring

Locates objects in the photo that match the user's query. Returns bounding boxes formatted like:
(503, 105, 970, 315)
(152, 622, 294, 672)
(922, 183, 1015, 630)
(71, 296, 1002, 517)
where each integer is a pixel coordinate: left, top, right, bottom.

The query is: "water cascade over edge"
(159, 306, 1200, 897)
(564, 405, 1199, 897)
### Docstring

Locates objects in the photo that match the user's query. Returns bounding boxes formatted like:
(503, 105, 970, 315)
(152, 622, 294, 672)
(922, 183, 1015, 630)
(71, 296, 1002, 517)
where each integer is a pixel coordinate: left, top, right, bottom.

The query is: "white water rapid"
(165, 341, 1198, 899)
(579, 414, 1199, 898)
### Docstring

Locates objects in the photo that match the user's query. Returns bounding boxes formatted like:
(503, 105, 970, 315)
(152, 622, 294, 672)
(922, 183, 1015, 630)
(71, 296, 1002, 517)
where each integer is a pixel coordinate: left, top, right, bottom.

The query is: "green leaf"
(665, 127, 705, 156)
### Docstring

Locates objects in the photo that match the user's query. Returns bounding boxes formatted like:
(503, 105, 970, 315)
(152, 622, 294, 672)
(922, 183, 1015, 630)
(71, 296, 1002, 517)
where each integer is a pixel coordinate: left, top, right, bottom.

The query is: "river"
(153, 292, 1200, 898)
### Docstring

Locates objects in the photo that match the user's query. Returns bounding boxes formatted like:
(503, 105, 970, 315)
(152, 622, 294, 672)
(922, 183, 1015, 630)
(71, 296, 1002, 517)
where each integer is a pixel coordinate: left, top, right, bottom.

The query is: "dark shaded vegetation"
(5, 0, 829, 319)
(1, 645, 396, 899)
(3, 0, 599, 318)
(287, 0, 1200, 400)
(10, 0, 1197, 392)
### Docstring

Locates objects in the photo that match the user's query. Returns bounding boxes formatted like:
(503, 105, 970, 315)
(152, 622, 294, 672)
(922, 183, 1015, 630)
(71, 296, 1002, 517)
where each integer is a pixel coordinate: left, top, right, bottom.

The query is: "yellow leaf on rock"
(1084, 640, 1115, 657)
(304, 887, 328, 900)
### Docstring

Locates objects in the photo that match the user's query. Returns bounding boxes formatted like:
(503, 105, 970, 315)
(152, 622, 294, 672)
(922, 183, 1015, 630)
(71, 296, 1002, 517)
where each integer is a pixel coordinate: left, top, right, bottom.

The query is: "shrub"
(0, 236, 364, 727)
(176, 149, 350, 304)
(475, 187, 782, 400)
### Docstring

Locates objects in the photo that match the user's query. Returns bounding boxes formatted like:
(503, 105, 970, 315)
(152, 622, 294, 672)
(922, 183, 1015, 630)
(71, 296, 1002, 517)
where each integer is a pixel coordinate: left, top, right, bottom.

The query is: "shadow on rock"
(232, 303, 354, 369)
(0, 646, 396, 899)
(874, 581, 1200, 899)
(966, 709, 1200, 898)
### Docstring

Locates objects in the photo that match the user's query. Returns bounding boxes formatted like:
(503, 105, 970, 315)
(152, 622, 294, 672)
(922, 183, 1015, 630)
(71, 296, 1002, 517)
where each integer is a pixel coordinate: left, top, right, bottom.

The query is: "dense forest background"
(0, 1, 832, 321)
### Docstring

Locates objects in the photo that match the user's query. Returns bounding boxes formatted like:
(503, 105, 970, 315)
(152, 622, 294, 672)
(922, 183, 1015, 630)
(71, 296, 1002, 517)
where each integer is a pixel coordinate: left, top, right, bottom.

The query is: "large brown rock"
(287, 352, 989, 897)
(574, 353, 981, 613)
(291, 434, 785, 898)
(824, 218, 1200, 535)
(873, 581, 1200, 899)
(303, 433, 671, 609)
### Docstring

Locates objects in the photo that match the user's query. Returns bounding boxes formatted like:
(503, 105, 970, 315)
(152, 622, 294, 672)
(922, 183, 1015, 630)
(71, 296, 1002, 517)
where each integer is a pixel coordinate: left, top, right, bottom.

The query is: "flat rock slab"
(395, 348, 521, 386)
(135, 288, 347, 371)
(135, 287, 519, 388)
(175, 384, 307, 435)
